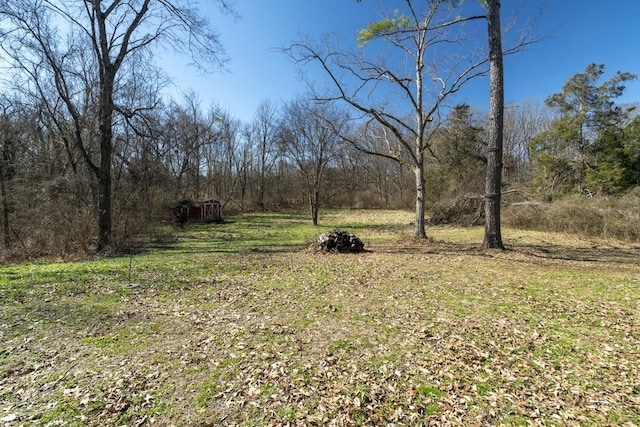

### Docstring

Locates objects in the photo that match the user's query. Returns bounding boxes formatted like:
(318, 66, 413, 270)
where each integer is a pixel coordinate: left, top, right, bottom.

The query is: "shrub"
(428, 194, 484, 227)
(503, 189, 640, 241)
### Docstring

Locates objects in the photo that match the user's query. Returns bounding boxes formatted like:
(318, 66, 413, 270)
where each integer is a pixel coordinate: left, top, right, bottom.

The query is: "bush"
(503, 189, 640, 241)
(428, 194, 484, 227)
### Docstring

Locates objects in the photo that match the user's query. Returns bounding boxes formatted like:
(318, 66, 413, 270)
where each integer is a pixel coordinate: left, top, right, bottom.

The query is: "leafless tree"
(247, 100, 281, 210)
(285, 1, 488, 238)
(0, 100, 20, 248)
(161, 94, 211, 200)
(207, 110, 244, 208)
(0, 0, 232, 250)
(502, 100, 552, 185)
(279, 98, 345, 225)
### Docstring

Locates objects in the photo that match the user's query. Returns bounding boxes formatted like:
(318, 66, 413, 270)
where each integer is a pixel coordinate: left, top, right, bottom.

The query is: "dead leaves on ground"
(1, 245, 640, 426)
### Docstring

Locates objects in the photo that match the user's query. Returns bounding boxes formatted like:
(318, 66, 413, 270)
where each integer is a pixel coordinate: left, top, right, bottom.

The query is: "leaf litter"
(1, 221, 640, 426)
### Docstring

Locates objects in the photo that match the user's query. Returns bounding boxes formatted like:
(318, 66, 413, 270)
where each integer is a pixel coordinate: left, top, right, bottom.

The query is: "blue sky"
(163, 0, 640, 123)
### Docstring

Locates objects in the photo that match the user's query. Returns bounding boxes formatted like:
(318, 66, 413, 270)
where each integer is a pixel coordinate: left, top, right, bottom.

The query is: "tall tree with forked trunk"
(0, 0, 232, 250)
(287, 0, 488, 238)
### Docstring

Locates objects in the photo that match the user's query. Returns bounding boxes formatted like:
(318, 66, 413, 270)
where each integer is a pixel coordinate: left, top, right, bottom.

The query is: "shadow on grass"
(150, 216, 318, 255)
(2, 296, 125, 340)
(150, 213, 640, 264)
(329, 222, 412, 234)
(510, 242, 640, 265)
(158, 244, 310, 255)
(370, 237, 640, 266)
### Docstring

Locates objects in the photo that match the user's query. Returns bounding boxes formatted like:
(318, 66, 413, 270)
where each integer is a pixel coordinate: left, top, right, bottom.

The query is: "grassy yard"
(1, 210, 639, 426)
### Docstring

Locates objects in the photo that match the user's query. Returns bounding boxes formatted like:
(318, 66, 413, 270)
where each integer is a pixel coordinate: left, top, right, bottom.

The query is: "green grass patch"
(82, 328, 149, 353)
(416, 385, 445, 399)
(1, 209, 639, 425)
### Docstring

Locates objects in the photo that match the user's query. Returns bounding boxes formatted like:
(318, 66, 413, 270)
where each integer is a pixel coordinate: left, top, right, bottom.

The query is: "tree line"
(1, 66, 637, 259)
(0, 0, 637, 259)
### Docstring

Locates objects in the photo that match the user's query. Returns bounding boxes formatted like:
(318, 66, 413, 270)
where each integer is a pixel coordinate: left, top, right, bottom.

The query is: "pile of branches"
(428, 194, 485, 227)
(311, 230, 366, 253)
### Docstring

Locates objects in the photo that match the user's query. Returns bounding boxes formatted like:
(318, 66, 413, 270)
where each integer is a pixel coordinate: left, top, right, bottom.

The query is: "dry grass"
(1, 210, 639, 426)
(503, 191, 640, 242)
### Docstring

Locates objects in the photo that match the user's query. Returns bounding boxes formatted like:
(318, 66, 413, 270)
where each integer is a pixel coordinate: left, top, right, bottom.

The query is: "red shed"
(172, 199, 222, 224)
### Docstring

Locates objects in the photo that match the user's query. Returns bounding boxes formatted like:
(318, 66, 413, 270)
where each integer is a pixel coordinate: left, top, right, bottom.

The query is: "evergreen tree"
(530, 64, 636, 196)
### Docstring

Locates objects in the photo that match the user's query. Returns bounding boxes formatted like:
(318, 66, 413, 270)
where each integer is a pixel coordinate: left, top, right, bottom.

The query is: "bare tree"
(247, 100, 280, 210)
(286, 1, 488, 238)
(336, 142, 368, 209)
(502, 100, 552, 185)
(161, 101, 196, 198)
(209, 111, 244, 208)
(279, 98, 344, 225)
(0, 0, 232, 250)
(0, 100, 20, 248)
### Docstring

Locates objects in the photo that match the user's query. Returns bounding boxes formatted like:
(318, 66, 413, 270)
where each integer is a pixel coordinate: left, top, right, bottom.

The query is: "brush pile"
(311, 230, 366, 253)
(428, 194, 485, 226)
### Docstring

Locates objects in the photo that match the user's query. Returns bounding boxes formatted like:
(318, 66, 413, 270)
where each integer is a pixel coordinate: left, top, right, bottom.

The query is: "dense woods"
(1, 79, 638, 259)
(0, 1, 637, 259)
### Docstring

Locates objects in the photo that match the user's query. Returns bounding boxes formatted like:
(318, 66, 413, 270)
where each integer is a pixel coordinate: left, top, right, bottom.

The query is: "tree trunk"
(257, 175, 265, 210)
(0, 168, 9, 248)
(97, 70, 115, 251)
(483, 0, 505, 250)
(310, 189, 319, 226)
(97, 159, 112, 251)
(414, 164, 427, 238)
